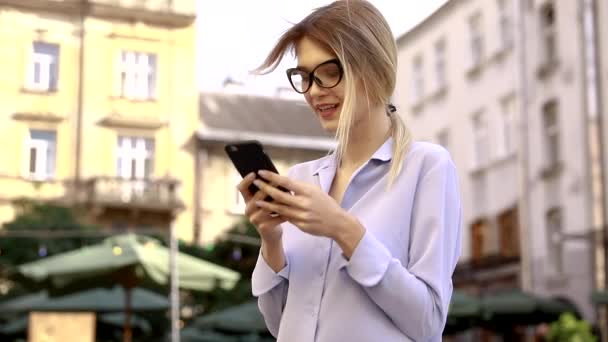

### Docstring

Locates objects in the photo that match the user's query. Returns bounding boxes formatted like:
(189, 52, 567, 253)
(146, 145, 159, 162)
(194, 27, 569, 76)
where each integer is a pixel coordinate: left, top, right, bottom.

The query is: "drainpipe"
(582, 0, 608, 339)
(74, 0, 87, 201)
(513, 0, 534, 292)
(193, 140, 206, 243)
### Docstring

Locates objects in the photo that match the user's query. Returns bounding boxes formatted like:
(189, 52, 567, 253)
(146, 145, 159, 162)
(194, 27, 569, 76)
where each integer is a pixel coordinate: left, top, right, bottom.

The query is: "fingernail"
(258, 170, 268, 176)
(255, 200, 264, 206)
(253, 180, 261, 186)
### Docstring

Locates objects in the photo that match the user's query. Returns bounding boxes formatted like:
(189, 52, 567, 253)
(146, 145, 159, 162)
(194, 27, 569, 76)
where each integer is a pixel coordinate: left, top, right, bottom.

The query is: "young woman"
(237, 1, 462, 341)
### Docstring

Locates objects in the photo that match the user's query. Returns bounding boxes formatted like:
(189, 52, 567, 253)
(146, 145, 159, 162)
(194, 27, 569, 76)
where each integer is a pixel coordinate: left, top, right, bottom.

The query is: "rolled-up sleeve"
(251, 250, 290, 337)
(341, 156, 462, 341)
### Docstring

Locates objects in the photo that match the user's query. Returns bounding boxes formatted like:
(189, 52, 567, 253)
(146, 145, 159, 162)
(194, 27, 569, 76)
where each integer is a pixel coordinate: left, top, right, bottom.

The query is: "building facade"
(0, 0, 199, 241)
(395, 0, 606, 323)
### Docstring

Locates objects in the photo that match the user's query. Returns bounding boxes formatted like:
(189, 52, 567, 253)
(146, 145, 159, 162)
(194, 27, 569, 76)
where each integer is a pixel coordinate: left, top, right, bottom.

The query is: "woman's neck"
(339, 106, 392, 171)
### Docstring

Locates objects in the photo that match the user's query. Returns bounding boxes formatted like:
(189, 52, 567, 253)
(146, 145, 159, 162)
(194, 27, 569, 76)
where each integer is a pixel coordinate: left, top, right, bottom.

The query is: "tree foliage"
(547, 312, 597, 342)
(0, 201, 100, 297)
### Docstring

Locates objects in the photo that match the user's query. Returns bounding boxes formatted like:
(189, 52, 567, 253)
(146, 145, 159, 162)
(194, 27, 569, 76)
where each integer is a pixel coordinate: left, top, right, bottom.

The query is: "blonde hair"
(254, 0, 412, 186)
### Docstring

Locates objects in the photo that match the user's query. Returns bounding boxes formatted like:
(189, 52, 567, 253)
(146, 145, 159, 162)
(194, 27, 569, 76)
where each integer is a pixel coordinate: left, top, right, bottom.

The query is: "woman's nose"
(308, 80, 326, 97)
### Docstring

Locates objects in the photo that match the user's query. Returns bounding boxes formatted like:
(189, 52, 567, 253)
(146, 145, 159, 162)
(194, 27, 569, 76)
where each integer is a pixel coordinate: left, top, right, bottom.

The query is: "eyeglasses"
(286, 59, 343, 94)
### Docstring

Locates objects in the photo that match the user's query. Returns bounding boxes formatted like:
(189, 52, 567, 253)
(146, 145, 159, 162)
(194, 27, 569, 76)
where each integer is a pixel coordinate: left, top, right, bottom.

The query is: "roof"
(197, 92, 335, 151)
(395, 0, 461, 47)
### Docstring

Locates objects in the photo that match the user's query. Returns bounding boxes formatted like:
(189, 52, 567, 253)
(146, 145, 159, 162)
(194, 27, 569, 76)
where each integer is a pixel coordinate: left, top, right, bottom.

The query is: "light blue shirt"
(251, 139, 462, 342)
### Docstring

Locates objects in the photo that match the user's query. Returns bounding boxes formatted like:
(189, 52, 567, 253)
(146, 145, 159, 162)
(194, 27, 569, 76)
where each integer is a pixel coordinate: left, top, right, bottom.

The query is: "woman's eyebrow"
(296, 59, 336, 72)
(295, 65, 312, 72)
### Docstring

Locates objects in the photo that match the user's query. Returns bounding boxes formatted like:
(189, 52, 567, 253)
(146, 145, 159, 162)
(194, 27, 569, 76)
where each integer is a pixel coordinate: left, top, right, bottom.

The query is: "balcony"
(1, 0, 196, 27)
(76, 176, 183, 212)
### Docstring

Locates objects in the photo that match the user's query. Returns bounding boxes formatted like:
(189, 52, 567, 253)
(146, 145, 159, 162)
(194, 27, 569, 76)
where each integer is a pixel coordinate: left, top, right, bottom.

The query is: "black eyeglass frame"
(285, 59, 344, 94)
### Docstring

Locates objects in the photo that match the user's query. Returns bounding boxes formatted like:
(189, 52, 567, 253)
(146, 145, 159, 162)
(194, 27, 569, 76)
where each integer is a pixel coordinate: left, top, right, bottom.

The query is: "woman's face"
(294, 37, 345, 132)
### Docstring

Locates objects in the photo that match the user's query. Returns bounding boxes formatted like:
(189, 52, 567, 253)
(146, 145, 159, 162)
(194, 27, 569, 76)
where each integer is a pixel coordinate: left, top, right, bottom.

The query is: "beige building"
(195, 91, 334, 245)
(0, 0, 199, 242)
(395, 0, 607, 325)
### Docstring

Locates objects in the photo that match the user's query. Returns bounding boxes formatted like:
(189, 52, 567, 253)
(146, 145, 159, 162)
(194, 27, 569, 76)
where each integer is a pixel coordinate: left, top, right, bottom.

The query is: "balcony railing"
(1, 0, 195, 27)
(77, 176, 183, 211)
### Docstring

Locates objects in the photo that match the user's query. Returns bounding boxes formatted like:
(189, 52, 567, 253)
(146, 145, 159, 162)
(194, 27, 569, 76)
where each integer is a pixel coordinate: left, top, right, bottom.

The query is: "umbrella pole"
(123, 287, 133, 342)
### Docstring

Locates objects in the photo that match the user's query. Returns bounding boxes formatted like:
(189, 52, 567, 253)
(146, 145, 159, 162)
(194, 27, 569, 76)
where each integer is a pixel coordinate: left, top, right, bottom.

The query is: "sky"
(196, 0, 447, 95)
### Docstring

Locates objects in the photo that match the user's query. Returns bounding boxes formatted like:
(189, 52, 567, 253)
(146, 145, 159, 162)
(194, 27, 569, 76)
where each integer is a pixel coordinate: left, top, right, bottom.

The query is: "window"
(116, 136, 155, 200)
(412, 56, 424, 104)
(116, 136, 155, 180)
(472, 112, 489, 168)
(542, 100, 560, 167)
(24, 129, 56, 180)
(497, 0, 512, 50)
(118, 51, 157, 100)
(471, 219, 488, 261)
(27, 42, 59, 92)
(546, 207, 563, 273)
(468, 13, 484, 69)
(539, 3, 557, 64)
(433, 39, 447, 92)
(498, 207, 520, 258)
(437, 129, 450, 152)
(497, 95, 517, 157)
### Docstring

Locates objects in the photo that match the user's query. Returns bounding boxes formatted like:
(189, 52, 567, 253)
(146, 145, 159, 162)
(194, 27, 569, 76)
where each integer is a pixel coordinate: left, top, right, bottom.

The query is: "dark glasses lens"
(287, 69, 309, 93)
(286, 60, 343, 94)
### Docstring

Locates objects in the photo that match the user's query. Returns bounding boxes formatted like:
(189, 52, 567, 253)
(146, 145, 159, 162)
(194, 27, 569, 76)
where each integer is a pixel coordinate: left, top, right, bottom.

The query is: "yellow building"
(0, 0, 199, 241)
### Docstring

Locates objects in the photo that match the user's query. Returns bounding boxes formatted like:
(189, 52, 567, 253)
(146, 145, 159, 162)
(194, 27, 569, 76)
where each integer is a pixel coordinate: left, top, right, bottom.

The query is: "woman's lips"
(316, 104, 339, 119)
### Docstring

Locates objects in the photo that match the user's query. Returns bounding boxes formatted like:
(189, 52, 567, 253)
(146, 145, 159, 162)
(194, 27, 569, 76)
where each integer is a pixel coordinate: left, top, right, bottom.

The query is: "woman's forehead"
(295, 37, 336, 69)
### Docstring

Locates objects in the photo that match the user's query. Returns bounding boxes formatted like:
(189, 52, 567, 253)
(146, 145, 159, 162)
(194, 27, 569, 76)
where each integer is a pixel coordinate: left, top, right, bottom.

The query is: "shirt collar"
(371, 137, 393, 163)
(312, 137, 393, 176)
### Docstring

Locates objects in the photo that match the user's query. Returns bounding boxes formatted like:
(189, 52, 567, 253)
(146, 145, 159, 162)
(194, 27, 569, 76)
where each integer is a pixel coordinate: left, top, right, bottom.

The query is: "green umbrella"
(591, 290, 608, 305)
(181, 328, 240, 342)
(17, 234, 241, 342)
(18, 234, 239, 292)
(193, 301, 268, 334)
(449, 291, 481, 318)
(480, 289, 577, 329)
(99, 312, 152, 335)
(0, 286, 168, 313)
(181, 327, 276, 342)
(445, 291, 481, 334)
(481, 289, 537, 318)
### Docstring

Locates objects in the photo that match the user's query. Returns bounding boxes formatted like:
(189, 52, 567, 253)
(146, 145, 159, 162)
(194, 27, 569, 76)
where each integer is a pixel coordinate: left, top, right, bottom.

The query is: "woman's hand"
(237, 173, 286, 245)
(253, 170, 360, 240)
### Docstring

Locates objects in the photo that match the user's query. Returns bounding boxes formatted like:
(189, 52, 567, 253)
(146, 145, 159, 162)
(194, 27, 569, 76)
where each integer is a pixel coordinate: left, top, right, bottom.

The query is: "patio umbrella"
(17, 233, 241, 342)
(99, 312, 153, 335)
(181, 327, 276, 342)
(180, 301, 277, 341)
(192, 301, 268, 334)
(591, 290, 608, 305)
(445, 291, 482, 334)
(180, 328, 240, 342)
(0, 286, 168, 313)
(480, 289, 578, 329)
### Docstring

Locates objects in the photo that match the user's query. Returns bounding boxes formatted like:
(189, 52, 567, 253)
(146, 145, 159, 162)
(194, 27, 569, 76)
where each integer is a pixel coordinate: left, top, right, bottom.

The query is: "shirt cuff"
(340, 230, 392, 287)
(251, 251, 290, 297)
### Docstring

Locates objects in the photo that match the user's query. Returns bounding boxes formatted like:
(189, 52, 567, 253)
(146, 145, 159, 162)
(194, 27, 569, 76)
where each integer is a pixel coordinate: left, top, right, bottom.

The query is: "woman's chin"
(319, 120, 338, 133)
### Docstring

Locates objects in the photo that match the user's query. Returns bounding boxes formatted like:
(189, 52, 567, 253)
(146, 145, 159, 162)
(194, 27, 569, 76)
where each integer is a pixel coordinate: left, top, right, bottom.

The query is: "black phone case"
(224, 141, 288, 199)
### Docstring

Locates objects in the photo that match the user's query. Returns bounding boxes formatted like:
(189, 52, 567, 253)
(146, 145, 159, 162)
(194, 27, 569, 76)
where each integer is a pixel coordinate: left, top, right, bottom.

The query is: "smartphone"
(224, 140, 289, 200)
